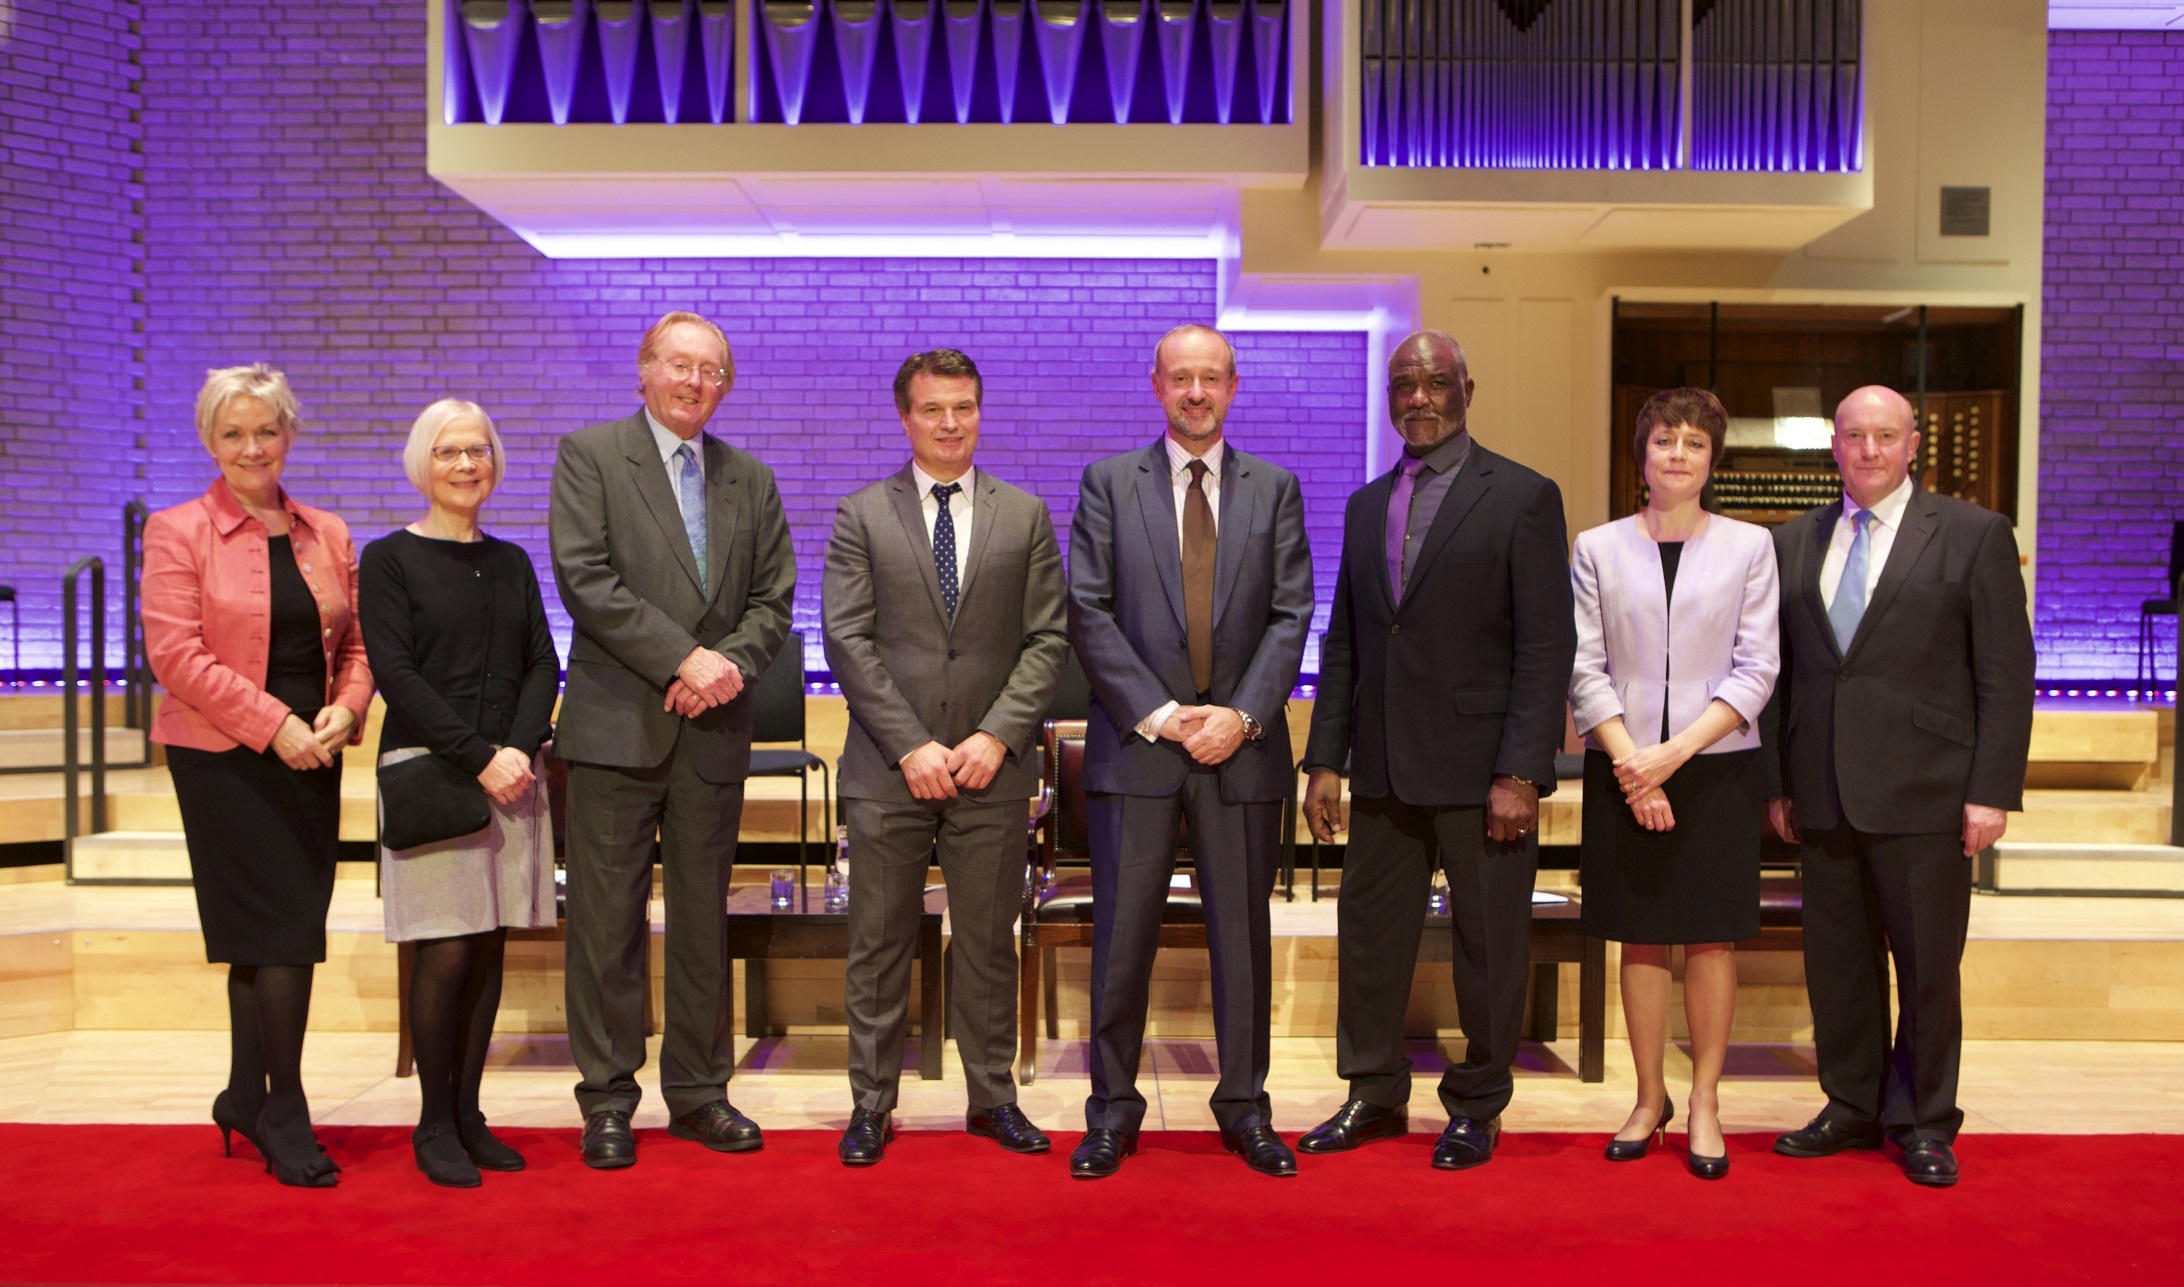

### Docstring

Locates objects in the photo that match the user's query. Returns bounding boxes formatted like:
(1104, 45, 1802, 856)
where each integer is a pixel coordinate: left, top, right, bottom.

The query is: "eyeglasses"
(431, 444, 496, 464)
(654, 358, 730, 388)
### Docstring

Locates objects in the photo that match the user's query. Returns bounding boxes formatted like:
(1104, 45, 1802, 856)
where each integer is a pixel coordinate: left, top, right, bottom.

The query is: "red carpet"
(0, 1125, 2176, 1285)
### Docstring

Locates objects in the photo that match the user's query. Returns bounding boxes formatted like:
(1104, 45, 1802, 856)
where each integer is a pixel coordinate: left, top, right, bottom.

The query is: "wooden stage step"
(1984, 842, 2184, 895)
(0, 728, 148, 772)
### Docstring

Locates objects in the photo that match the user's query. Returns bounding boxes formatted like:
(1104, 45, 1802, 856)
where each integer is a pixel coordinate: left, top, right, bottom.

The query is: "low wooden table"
(1414, 892, 1608, 1083)
(724, 882, 947, 1080)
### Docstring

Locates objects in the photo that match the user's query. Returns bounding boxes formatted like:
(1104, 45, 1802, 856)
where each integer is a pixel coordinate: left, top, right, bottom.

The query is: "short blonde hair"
(194, 364, 300, 449)
(402, 399, 505, 497)
(638, 310, 735, 385)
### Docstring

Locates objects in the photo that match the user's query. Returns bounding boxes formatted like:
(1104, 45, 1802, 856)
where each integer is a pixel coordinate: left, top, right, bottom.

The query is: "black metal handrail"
(123, 499, 152, 731)
(63, 556, 108, 868)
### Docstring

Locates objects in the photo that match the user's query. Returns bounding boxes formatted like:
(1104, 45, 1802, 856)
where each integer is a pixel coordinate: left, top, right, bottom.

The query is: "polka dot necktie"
(931, 482, 962, 620)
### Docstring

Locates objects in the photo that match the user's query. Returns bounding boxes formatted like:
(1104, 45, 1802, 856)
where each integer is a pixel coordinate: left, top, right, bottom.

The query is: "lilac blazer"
(1569, 513, 1780, 754)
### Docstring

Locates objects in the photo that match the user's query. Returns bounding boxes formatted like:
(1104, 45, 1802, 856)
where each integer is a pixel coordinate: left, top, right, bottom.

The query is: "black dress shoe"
(457, 1112, 525, 1172)
(413, 1122, 483, 1188)
(669, 1100, 763, 1154)
(580, 1110, 635, 1170)
(1773, 1115, 1883, 1158)
(838, 1110, 893, 1167)
(967, 1104, 1051, 1154)
(1222, 1124, 1299, 1177)
(1297, 1099, 1408, 1154)
(1604, 1100, 1673, 1162)
(1069, 1128, 1137, 1179)
(1900, 1139, 1960, 1188)
(1431, 1116, 1501, 1171)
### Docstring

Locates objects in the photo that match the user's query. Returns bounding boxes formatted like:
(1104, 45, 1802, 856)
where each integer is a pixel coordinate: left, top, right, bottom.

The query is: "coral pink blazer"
(143, 481, 374, 753)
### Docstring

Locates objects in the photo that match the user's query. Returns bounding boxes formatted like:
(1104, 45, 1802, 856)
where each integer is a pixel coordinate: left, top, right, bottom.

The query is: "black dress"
(1579, 541, 1763, 945)
(168, 535, 343, 965)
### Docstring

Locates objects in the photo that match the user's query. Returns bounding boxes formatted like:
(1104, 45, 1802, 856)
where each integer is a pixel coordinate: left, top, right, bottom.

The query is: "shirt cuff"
(1135, 701, 1180, 743)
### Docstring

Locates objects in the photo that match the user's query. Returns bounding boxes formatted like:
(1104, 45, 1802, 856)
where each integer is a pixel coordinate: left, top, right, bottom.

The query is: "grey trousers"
(1084, 773, 1280, 1135)
(844, 794, 1023, 1114)
(564, 754, 744, 1119)
(1336, 795, 1539, 1121)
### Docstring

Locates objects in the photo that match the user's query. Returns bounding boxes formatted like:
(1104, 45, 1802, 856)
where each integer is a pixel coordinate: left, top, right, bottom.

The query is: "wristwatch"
(1234, 709, 1265, 742)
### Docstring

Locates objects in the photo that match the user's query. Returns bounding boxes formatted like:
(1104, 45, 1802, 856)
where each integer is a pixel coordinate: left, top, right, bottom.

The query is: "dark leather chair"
(745, 630, 831, 886)
(0, 583, 16, 678)
(2136, 521, 2183, 700)
(1015, 714, 1204, 1084)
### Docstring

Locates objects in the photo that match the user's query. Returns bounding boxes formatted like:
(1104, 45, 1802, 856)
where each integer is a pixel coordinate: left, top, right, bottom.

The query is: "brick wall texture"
(0, 0, 1359, 675)
(2039, 30, 2184, 684)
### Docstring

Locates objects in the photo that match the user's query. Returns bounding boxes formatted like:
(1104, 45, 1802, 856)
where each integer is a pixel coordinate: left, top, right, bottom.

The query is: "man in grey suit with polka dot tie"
(822, 349, 1069, 1166)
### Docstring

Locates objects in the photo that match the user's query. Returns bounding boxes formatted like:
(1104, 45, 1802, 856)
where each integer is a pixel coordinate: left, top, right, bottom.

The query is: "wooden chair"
(1015, 717, 1204, 1084)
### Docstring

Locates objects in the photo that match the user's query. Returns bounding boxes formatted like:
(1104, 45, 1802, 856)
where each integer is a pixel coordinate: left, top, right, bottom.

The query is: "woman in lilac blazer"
(1569, 387, 1779, 1180)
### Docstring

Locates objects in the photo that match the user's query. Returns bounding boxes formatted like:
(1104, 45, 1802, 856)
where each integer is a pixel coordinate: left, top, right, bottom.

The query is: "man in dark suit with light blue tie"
(1764, 385, 2034, 1187)
(1064, 324, 1314, 1179)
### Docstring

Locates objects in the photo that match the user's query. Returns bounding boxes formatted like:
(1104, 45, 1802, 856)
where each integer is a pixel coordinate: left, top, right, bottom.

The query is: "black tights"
(225, 962, 315, 1126)
(409, 929, 508, 1129)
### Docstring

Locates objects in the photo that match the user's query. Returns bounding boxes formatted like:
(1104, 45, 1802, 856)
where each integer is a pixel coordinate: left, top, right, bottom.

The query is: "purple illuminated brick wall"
(0, 0, 145, 668)
(2039, 29, 2184, 684)
(0, 1, 1362, 675)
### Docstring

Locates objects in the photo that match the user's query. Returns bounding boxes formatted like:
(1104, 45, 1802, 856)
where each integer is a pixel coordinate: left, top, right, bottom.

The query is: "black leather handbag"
(377, 749, 491, 851)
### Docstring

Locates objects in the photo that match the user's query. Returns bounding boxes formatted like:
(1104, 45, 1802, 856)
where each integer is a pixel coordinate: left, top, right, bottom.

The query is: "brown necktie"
(1183, 458, 1216, 696)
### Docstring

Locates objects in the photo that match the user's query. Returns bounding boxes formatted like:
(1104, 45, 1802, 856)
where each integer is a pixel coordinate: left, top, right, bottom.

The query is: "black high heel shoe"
(212, 1090, 266, 1160)
(255, 1102, 339, 1188)
(1685, 1102, 1729, 1180)
(1603, 1099, 1673, 1162)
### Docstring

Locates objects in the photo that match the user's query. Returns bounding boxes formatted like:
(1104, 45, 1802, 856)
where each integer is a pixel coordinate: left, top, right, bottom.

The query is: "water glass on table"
(769, 868, 796, 910)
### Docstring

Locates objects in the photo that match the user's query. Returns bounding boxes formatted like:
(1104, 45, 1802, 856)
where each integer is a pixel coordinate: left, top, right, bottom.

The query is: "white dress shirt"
(1136, 436, 1227, 741)
(1820, 474, 1913, 610)
(910, 461, 974, 573)
(644, 409, 703, 523)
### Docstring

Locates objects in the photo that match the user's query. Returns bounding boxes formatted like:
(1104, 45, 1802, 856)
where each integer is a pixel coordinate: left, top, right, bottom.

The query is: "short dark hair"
(893, 349, 983, 412)
(1632, 387, 1729, 469)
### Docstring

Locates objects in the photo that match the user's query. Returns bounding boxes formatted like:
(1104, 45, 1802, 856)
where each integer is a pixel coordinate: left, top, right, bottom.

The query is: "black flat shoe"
(1069, 1128, 1137, 1179)
(1773, 1115, 1882, 1158)
(212, 1090, 265, 1160)
(1431, 1116, 1501, 1171)
(839, 1110, 893, 1166)
(457, 1112, 525, 1172)
(1221, 1124, 1299, 1177)
(413, 1122, 483, 1188)
(580, 1109, 636, 1170)
(1900, 1139, 1960, 1188)
(255, 1101, 338, 1188)
(669, 1100, 763, 1154)
(1298, 1099, 1408, 1154)
(1604, 1100, 1673, 1162)
(967, 1104, 1051, 1154)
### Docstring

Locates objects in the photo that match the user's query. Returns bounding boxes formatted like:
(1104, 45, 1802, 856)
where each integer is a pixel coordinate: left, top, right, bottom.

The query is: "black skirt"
(1579, 747, 1762, 945)
(168, 744, 341, 965)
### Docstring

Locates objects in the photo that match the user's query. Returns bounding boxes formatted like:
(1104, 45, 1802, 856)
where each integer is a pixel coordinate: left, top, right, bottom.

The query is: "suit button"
(940, 701, 949, 710)
(1390, 623, 1402, 635)
(1178, 637, 1188, 648)
(948, 650, 958, 661)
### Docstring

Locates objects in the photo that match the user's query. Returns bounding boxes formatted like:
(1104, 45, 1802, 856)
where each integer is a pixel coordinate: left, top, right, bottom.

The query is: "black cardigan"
(358, 529, 560, 775)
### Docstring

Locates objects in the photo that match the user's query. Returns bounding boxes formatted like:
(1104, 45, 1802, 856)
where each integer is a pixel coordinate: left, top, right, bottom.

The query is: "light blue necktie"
(675, 441, 707, 596)
(1829, 509, 1873, 652)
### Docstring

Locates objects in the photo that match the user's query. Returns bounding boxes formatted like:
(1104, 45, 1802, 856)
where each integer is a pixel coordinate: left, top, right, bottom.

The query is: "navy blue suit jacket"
(1066, 440, 1313, 803)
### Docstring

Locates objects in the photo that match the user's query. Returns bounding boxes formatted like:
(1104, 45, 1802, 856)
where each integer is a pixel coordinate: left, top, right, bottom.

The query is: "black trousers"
(1083, 773, 1280, 1135)
(1337, 794, 1539, 1121)
(564, 755, 745, 1120)
(843, 794, 1023, 1115)
(1800, 823, 1971, 1143)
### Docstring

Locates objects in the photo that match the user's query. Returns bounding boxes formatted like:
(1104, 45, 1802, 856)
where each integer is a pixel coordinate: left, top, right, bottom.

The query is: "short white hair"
(401, 398, 504, 497)
(194, 364, 300, 449)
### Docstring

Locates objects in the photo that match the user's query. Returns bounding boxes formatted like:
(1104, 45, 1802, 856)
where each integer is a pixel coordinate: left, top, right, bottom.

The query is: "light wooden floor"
(7, 1030, 2183, 1136)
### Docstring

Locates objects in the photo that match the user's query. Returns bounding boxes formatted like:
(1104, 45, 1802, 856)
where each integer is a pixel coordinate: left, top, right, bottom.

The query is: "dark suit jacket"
(823, 466, 1069, 805)
(1066, 440, 1313, 803)
(548, 412, 796, 782)
(1763, 487, 2035, 834)
(1305, 442, 1575, 808)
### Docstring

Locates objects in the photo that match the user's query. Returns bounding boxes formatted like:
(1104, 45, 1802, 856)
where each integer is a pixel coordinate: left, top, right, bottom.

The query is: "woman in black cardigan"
(361, 399, 560, 1187)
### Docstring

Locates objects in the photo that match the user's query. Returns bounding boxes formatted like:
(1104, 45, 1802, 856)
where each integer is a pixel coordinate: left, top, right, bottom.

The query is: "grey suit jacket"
(1066, 440, 1313, 803)
(548, 412, 796, 782)
(823, 466, 1068, 805)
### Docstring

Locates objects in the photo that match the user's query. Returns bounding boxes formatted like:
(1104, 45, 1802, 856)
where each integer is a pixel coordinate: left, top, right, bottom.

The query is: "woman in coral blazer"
(142, 364, 372, 1188)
